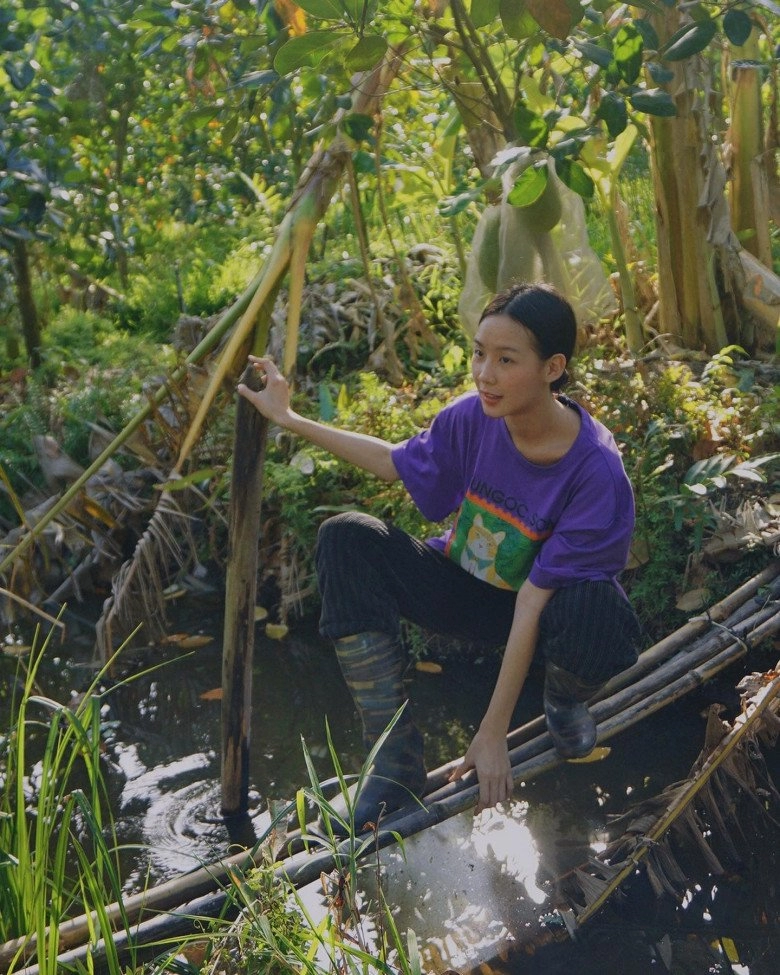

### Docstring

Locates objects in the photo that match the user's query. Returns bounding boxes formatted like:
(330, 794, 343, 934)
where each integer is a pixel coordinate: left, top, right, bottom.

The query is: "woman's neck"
(505, 397, 580, 464)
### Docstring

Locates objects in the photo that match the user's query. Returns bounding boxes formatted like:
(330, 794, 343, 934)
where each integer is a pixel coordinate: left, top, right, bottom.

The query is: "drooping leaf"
(555, 158, 594, 200)
(610, 123, 638, 174)
(273, 31, 344, 74)
(646, 61, 675, 84)
(574, 40, 614, 69)
(613, 24, 644, 84)
(722, 9, 753, 47)
(629, 88, 676, 116)
(345, 34, 387, 71)
(661, 19, 717, 61)
(596, 91, 628, 137)
(633, 18, 659, 51)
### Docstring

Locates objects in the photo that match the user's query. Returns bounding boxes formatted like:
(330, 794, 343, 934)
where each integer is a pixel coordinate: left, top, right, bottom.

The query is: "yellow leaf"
(178, 635, 213, 649)
(718, 938, 739, 964)
(265, 623, 289, 640)
(254, 606, 269, 622)
(200, 687, 222, 701)
(567, 746, 612, 764)
(415, 661, 443, 674)
(162, 585, 187, 601)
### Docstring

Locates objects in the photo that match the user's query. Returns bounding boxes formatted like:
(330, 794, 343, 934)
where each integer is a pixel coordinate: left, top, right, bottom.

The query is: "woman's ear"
(546, 353, 567, 384)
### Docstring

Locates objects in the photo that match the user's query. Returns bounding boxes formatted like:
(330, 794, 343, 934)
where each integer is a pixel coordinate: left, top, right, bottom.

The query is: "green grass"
(0, 631, 134, 973)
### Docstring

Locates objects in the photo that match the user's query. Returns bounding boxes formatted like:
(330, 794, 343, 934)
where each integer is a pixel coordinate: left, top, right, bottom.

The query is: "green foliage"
(575, 347, 779, 641)
(0, 632, 133, 971)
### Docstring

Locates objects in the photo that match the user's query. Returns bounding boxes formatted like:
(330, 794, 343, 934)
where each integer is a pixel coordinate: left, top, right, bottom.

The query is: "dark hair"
(479, 283, 577, 392)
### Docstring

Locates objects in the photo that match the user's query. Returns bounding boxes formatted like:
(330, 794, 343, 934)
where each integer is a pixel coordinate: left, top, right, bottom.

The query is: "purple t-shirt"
(391, 391, 634, 592)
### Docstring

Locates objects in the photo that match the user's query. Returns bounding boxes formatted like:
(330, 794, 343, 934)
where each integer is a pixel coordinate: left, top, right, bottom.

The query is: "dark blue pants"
(315, 512, 640, 684)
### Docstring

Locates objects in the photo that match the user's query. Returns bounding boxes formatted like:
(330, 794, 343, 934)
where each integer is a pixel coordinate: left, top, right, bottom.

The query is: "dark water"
(2, 593, 778, 973)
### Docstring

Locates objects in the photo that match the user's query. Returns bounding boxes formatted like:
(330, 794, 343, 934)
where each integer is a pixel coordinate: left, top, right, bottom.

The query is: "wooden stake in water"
(221, 363, 268, 816)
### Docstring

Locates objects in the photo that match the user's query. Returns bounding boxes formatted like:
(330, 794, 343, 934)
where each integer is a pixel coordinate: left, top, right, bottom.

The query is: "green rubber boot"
(543, 661, 604, 760)
(324, 632, 426, 835)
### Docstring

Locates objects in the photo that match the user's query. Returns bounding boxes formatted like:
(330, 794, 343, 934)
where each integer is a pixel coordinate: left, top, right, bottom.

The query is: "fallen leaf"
(415, 660, 443, 674)
(177, 634, 213, 649)
(265, 623, 289, 640)
(162, 585, 187, 601)
(200, 687, 222, 701)
(567, 746, 611, 764)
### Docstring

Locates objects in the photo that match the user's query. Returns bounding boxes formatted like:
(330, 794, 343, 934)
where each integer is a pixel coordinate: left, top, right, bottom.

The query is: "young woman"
(237, 283, 640, 829)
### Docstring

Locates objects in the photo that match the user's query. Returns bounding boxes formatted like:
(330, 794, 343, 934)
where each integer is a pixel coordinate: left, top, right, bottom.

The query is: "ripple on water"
(117, 746, 270, 891)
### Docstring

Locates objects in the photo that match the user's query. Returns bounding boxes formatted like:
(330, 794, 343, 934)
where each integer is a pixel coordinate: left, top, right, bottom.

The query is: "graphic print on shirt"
(446, 492, 549, 590)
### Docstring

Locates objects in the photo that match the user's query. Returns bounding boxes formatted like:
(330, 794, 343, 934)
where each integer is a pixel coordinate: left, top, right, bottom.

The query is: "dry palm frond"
(555, 663, 780, 929)
(95, 489, 200, 659)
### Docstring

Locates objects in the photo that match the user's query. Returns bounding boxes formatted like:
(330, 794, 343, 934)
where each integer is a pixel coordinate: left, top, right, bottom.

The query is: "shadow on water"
(2, 592, 779, 973)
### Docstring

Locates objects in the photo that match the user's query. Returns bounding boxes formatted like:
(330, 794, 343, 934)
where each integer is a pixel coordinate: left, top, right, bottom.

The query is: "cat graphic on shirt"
(460, 514, 510, 588)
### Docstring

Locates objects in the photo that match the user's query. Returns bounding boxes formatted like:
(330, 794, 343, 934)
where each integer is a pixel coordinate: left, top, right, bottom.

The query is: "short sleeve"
(391, 394, 482, 522)
(528, 457, 634, 590)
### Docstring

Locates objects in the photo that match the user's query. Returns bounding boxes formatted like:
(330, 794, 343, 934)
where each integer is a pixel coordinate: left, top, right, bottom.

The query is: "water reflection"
(3, 604, 779, 974)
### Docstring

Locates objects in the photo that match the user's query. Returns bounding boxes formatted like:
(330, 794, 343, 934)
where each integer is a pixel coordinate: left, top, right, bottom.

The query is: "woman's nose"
(478, 359, 496, 383)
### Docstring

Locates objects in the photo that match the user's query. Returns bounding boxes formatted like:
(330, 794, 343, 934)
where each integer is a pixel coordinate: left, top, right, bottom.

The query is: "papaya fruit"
(518, 169, 562, 234)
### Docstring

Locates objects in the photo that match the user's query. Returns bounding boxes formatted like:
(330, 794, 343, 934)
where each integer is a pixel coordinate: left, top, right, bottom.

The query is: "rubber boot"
(324, 632, 426, 835)
(543, 661, 604, 760)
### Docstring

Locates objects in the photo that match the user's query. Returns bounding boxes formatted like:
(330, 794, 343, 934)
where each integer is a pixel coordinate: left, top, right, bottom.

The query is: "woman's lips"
(479, 390, 501, 406)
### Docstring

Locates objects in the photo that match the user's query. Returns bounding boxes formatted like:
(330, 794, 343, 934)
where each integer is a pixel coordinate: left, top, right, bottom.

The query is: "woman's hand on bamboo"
(449, 726, 513, 813)
(237, 356, 292, 427)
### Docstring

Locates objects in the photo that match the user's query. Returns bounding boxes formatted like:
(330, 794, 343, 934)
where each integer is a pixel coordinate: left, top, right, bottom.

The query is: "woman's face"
(472, 314, 563, 421)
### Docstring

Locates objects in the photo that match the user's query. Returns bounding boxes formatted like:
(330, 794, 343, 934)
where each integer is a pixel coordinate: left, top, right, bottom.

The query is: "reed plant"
(0, 627, 134, 974)
(201, 710, 423, 975)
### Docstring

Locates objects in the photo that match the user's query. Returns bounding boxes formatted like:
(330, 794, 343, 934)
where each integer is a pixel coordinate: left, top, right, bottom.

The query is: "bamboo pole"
(422, 564, 780, 792)
(3, 584, 777, 974)
(220, 363, 269, 816)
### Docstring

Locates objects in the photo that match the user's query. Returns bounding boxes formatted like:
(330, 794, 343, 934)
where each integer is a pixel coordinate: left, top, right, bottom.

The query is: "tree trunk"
(647, 8, 742, 352)
(11, 238, 42, 369)
(727, 33, 773, 267)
